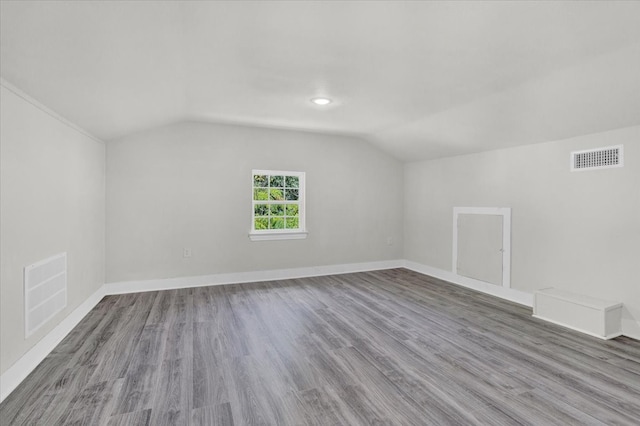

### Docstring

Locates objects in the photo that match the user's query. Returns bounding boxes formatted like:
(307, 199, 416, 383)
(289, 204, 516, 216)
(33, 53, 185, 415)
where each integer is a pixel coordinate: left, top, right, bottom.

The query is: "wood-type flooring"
(1, 268, 640, 425)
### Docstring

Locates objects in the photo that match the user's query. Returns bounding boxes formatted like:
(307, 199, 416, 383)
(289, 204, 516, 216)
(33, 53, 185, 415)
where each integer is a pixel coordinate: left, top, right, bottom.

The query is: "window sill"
(249, 231, 308, 242)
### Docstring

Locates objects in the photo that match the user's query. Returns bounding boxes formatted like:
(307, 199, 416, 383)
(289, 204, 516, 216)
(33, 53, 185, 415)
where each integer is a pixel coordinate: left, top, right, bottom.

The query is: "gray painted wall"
(404, 126, 640, 338)
(106, 122, 404, 283)
(0, 85, 105, 374)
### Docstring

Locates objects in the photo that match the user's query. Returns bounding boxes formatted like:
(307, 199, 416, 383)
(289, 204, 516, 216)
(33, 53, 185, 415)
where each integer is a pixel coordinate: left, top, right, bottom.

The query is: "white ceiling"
(2, 1, 639, 161)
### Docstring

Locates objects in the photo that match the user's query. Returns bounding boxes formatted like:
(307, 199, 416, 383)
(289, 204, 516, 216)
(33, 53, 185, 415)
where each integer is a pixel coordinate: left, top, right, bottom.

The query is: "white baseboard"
(402, 260, 534, 307)
(105, 259, 405, 294)
(532, 314, 623, 340)
(403, 260, 640, 341)
(0, 285, 106, 402)
(1, 260, 401, 403)
(622, 319, 640, 341)
(4, 258, 637, 404)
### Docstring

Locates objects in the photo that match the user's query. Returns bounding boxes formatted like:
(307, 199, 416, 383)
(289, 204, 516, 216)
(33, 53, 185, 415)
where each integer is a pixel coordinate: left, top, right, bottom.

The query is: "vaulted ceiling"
(2, 1, 639, 161)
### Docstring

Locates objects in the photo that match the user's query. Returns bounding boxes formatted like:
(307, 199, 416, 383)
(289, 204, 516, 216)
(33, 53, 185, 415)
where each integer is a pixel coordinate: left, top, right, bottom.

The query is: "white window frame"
(249, 169, 307, 241)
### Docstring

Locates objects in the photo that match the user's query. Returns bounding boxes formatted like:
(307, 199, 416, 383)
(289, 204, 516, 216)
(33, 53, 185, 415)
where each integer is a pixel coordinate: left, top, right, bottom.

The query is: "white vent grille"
(24, 252, 67, 337)
(571, 145, 623, 171)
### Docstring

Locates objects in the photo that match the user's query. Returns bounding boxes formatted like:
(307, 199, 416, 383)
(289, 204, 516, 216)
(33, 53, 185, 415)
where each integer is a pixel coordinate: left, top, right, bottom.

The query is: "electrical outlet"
(183, 248, 192, 258)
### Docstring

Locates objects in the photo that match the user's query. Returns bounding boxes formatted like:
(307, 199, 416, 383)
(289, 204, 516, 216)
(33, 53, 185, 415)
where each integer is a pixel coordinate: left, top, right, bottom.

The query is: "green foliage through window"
(285, 176, 299, 188)
(254, 188, 268, 201)
(254, 217, 269, 229)
(269, 217, 285, 229)
(254, 204, 269, 216)
(269, 188, 284, 200)
(285, 204, 298, 216)
(285, 189, 298, 200)
(253, 171, 303, 232)
(269, 204, 284, 215)
(254, 175, 268, 187)
(269, 175, 284, 187)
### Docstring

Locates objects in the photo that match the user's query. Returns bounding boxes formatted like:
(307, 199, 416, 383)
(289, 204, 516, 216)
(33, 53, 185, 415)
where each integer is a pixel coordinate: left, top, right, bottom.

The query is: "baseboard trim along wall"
(4, 258, 637, 403)
(0, 286, 107, 402)
(0, 259, 402, 403)
(531, 315, 623, 341)
(622, 319, 640, 341)
(403, 260, 535, 307)
(104, 259, 406, 294)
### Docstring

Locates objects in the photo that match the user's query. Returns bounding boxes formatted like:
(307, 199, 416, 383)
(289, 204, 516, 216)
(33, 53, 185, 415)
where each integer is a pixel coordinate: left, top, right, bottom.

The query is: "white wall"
(106, 121, 403, 283)
(2, 79, 637, 383)
(0, 83, 105, 374)
(405, 126, 640, 338)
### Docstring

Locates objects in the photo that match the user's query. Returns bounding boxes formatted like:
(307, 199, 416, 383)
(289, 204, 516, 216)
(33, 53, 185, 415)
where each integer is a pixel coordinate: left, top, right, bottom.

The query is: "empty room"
(1, 1, 639, 425)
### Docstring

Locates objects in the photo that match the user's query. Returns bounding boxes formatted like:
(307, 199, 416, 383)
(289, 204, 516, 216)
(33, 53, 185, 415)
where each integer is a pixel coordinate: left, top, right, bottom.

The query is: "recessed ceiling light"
(311, 97, 332, 106)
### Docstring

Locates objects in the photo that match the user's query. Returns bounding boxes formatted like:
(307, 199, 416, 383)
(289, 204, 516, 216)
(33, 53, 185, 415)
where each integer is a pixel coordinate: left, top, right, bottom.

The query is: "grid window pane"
(252, 170, 304, 235)
(253, 175, 268, 187)
(285, 189, 299, 200)
(269, 175, 284, 187)
(285, 204, 298, 216)
(254, 188, 268, 201)
(270, 217, 285, 229)
(285, 217, 299, 229)
(285, 176, 299, 188)
(269, 188, 285, 200)
(255, 217, 269, 230)
(254, 204, 269, 216)
(270, 204, 284, 215)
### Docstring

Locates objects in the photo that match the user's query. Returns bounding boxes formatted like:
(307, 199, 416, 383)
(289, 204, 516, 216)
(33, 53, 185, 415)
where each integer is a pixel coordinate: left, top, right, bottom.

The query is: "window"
(249, 170, 306, 241)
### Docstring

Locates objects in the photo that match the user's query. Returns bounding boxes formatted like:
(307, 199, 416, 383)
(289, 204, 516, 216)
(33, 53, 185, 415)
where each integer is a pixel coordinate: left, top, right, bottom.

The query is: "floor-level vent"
(24, 252, 67, 337)
(571, 145, 623, 171)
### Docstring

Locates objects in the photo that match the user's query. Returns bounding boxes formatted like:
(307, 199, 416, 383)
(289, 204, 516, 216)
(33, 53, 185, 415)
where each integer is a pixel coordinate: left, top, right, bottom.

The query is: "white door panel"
(457, 213, 503, 286)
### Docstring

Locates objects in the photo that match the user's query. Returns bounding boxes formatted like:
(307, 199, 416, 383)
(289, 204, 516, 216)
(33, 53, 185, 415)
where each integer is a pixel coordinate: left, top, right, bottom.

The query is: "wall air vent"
(571, 145, 623, 171)
(24, 252, 67, 337)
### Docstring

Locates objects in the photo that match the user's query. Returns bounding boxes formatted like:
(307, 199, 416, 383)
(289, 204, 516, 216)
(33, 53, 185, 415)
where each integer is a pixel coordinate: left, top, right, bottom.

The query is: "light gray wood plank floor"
(2, 268, 639, 425)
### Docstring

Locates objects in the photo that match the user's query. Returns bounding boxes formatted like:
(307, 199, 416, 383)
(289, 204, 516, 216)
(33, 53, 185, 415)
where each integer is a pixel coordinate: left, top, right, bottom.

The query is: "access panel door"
(455, 212, 506, 286)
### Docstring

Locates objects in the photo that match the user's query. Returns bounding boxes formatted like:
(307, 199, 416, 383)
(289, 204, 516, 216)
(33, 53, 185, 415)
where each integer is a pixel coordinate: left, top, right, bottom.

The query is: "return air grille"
(571, 145, 623, 171)
(24, 252, 67, 337)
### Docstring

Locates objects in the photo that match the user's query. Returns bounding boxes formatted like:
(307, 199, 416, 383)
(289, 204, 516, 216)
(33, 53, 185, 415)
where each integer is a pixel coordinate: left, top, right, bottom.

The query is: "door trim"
(452, 207, 511, 289)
